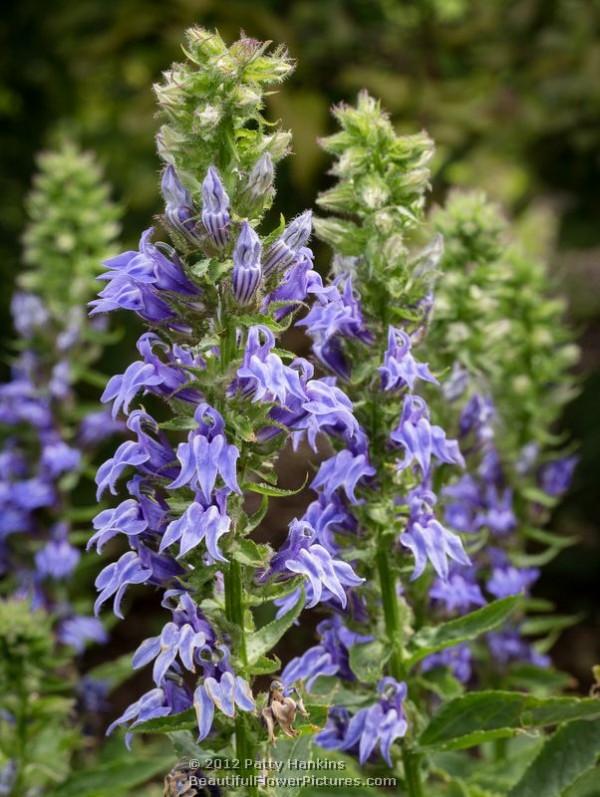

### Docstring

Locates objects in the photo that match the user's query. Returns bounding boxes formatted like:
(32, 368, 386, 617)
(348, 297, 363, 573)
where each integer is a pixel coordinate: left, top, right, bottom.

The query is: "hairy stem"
(376, 545, 404, 681)
(402, 747, 424, 797)
(224, 558, 258, 796)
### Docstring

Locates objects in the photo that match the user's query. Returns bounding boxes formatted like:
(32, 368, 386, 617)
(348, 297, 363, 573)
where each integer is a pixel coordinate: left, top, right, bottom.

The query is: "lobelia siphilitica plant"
(89, 32, 599, 797)
(294, 92, 599, 796)
(0, 143, 122, 795)
(88, 27, 366, 793)
(416, 191, 582, 685)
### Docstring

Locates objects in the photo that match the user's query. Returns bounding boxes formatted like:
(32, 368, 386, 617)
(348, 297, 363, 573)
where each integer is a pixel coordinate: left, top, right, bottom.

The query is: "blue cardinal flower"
(58, 615, 108, 653)
(201, 166, 230, 247)
(159, 498, 231, 562)
(316, 677, 408, 766)
(262, 211, 312, 277)
(429, 569, 485, 613)
(539, 455, 578, 497)
(264, 247, 321, 319)
(102, 332, 202, 417)
(281, 615, 372, 690)
(168, 405, 240, 501)
(193, 672, 255, 741)
(486, 559, 539, 599)
(379, 327, 437, 391)
(400, 486, 470, 581)
(311, 449, 375, 504)
(391, 395, 464, 475)
(231, 221, 262, 305)
(269, 519, 363, 609)
(422, 643, 473, 684)
(88, 499, 149, 552)
(298, 273, 372, 377)
(237, 325, 307, 406)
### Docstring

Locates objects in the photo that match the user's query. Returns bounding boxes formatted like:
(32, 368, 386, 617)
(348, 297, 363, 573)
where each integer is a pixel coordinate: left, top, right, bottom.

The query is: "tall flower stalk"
(90, 28, 364, 789)
(0, 142, 121, 796)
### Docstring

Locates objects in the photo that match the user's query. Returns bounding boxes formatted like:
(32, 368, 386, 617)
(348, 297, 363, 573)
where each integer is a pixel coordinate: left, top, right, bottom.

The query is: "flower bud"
(161, 165, 202, 244)
(201, 166, 230, 247)
(244, 153, 274, 203)
(232, 222, 262, 305)
(263, 210, 312, 278)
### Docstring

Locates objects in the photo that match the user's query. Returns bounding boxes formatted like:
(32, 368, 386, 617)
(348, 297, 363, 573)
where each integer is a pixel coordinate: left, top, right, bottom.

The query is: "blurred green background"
(1, 0, 599, 684)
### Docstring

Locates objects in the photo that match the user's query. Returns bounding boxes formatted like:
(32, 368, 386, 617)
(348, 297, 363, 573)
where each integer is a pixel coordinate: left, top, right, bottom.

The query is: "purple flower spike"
(161, 165, 202, 243)
(379, 327, 437, 391)
(232, 221, 262, 305)
(263, 211, 312, 277)
(58, 615, 108, 653)
(201, 166, 230, 247)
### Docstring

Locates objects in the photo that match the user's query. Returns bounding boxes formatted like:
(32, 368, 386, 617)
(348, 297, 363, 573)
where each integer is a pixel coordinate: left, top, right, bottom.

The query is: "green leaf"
(248, 654, 281, 675)
(244, 495, 269, 533)
(85, 653, 135, 692)
(130, 709, 196, 734)
(231, 538, 272, 567)
(523, 526, 578, 549)
(509, 718, 600, 797)
(243, 477, 308, 498)
(247, 576, 305, 607)
(418, 668, 465, 701)
(563, 767, 600, 797)
(272, 732, 314, 797)
(46, 754, 174, 797)
(420, 692, 600, 751)
(406, 597, 521, 668)
(247, 588, 305, 665)
(349, 640, 389, 683)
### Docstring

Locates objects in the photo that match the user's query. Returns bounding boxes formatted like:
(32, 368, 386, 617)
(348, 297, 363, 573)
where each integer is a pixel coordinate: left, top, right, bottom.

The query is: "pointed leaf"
(406, 596, 521, 668)
(247, 588, 305, 664)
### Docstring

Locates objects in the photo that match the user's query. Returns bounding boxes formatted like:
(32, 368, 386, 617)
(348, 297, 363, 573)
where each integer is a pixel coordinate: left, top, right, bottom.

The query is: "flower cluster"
(0, 142, 120, 654)
(89, 32, 372, 760)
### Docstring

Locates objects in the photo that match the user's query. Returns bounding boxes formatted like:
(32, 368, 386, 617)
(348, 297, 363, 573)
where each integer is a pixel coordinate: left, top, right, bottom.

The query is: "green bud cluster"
(155, 27, 293, 218)
(21, 141, 120, 316)
(428, 189, 579, 457)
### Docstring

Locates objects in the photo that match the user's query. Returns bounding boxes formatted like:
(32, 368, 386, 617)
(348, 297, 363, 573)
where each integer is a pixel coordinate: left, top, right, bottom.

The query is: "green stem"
(402, 747, 424, 797)
(224, 559, 258, 796)
(376, 545, 404, 681)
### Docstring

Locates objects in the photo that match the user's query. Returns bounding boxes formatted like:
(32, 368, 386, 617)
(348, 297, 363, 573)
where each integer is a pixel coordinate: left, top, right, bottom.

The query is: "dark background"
(1, 0, 599, 691)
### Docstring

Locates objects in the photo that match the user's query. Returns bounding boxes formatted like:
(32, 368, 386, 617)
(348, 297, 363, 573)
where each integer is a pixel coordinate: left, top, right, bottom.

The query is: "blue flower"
(133, 620, 211, 685)
(316, 677, 408, 766)
(10, 292, 49, 339)
(269, 520, 363, 609)
(298, 273, 372, 378)
(400, 486, 470, 580)
(237, 325, 307, 406)
(159, 501, 231, 562)
(379, 327, 437, 391)
(391, 395, 464, 475)
(40, 440, 81, 477)
(430, 570, 485, 613)
(88, 499, 149, 552)
(35, 537, 80, 580)
(539, 455, 578, 497)
(201, 166, 230, 247)
(486, 563, 539, 599)
(232, 221, 262, 305)
(422, 643, 472, 683)
(281, 615, 372, 690)
(168, 407, 240, 501)
(58, 615, 108, 653)
(193, 672, 255, 741)
(311, 449, 375, 505)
